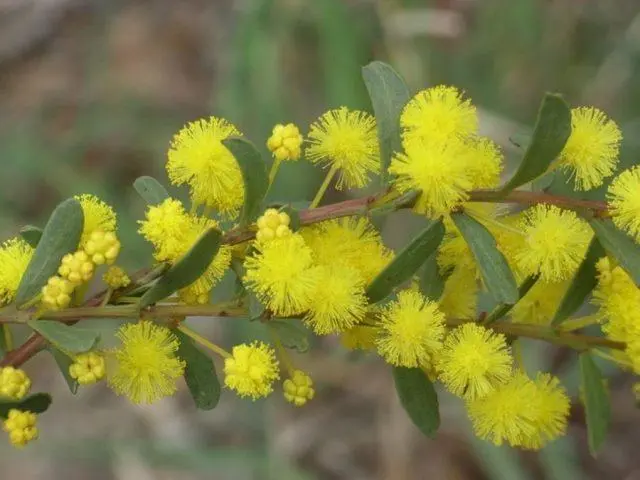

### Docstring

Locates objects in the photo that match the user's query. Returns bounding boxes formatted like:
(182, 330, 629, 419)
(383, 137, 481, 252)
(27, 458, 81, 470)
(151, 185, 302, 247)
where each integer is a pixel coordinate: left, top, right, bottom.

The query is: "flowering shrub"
(0, 61, 638, 454)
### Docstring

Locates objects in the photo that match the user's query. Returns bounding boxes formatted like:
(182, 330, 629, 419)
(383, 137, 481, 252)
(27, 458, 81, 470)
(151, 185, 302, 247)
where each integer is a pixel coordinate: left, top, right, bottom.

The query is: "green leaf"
(175, 330, 221, 410)
(501, 93, 571, 192)
(140, 228, 222, 308)
(552, 239, 605, 326)
(223, 137, 269, 227)
(392, 367, 440, 438)
(133, 176, 170, 205)
(269, 319, 310, 353)
(19, 225, 43, 247)
(589, 219, 640, 285)
(419, 252, 450, 301)
(579, 353, 610, 456)
(47, 347, 79, 394)
(366, 219, 445, 303)
(362, 61, 411, 184)
(485, 275, 538, 324)
(28, 320, 100, 353)
(0, 393, 52, 418)
(452, 213, 519, 304)
(16, 198, 84, 306)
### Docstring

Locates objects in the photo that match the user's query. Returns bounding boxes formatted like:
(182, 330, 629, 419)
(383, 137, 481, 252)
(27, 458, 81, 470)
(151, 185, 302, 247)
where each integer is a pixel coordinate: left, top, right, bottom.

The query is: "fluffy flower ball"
(75, 194, 117, 247)
(0, 237, 33, 306)
(608, 165, 640, 243)
(224, 342, 280, 400)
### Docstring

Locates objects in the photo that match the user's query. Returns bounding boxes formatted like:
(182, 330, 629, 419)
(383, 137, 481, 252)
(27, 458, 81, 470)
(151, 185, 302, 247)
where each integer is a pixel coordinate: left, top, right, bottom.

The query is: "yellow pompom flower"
(376, 290, 446, 368)
(401, 85, 477, 144)
(103, 266, 131, 289)
(389, 138, 473, 217)
(558, 107, 622, 190)
(256, 208, 291, 244)
(3, 409, 38, 448)
(341, 324, 378, 351)
(521, 373, 570, 450)
(510, 280, 570, 325)
(167, 117, 244, 216)
(515, 204, 591, 282)
(84, 230, 121, 265)
(0, 237, 33, 306)
(108, 321, 186, 404)
(69, 352, 106, 385)
(58, 250, 94, 285)
(41, 276, 74, 311)
(607, 165, 640, 243)
(75, 194, 117, 247)
(138, 198, 192, 262)
(224, 342, 280, 400)
(438, 268, 478, 319)
(306, 107, 379, 189)
(304, 265, 368, 335)
(267, 123, 303, 162)
(437, 323, 513, 400)
(244, 234, 320, 316)
(301, 217, 393, 284)
(466, 137, 504, 189)
(0, 367, 31, 400)
(283, 370, 315, 406)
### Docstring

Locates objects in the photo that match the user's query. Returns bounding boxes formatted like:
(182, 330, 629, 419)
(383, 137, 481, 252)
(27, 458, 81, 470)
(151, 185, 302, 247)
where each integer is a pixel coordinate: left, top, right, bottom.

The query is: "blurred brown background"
(2, 0, 640, 478)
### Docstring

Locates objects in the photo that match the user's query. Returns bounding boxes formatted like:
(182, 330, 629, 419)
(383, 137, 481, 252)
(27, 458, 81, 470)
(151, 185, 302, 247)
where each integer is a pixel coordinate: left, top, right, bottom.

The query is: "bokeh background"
(2, 0, 640, 478)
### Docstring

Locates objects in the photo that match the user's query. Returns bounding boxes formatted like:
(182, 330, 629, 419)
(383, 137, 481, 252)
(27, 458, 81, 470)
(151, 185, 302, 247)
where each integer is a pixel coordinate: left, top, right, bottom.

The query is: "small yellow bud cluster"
(178, 288, 209, 305)
(59, 251, 94, 285)
(3, 409, 38, 447)
(84, 230, 120, 265)
(42, 276, 74, 310)
(256, 209, 291, 243)
(0, 367, 31, 400)
(103, 266, 130, 289)
(267, 123, 303, 162)
(283, 370, 315, 407)
(69, 352, 106, 385)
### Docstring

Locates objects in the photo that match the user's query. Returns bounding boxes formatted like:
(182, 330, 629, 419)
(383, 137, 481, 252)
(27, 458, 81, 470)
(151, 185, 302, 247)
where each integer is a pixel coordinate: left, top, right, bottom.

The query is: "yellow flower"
(306, 107, 379, 189)
(166, 117, 244, 216)
(437, 323, 512, 400)
(69, 352, 106, 385)
(3, 409, 38, 448)
(267, 123, 303, 161)
(389, 138, 473, 217)
(558, 107, 622, 190)
(376, 290, 446, 368)
(256, 208, 291, 243)
(608, 165, 640, 243)
(103, 266, 131, 289)
(0, 367, 31, 400)
(466, 136, 504, 189)
(510, 279, 570, 325)
(515, 204, 591, 282)
(521, 373, 570, 450)
(75, 194, 117, 247)
(41, 276, 74, 311)
(0, 237, 33, 306)
(301, 217, 393, 284)
(58, 250, 94, 286)
(224, 342, 280, 400)
(108, 321, 186, 404)
(244, 234, 320, 316)
(83, 230, 121, 265)
(401, 85, 477, 144)
(304, 265, 368, 335)
(283, 370, 315, 406)
(341, 324, 379, 351)
(438, 268, 478, 319)
(139, 198, 192, 262)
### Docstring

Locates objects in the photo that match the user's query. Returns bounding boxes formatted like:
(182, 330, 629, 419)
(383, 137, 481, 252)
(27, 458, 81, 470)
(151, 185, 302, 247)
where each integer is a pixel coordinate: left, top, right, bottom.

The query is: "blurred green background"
(2, 0, 640, 478)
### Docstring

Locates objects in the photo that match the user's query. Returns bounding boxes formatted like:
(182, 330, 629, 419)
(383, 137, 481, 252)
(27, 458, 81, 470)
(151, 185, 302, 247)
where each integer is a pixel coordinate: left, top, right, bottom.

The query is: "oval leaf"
(452, 212, 519, 304)
(552, 239, 604, 326)
(140, 228, 222, 308)
(19, 225, 43, 248)
(589, 219, 640, 285)
(223, 137, 269, 227)
(47, 347, 79, 394)
(362, 61, 411, 184)
(269, 319, 310, 353)
(133, 176, 170, 205)
(501, 93, 571, 193)
(366, 219, 445, 303)
(579, 353, 610, 456)
(175, 330, 221, 410)
(16, 198, 84, 306)
(393, 367, 440, 438)
(419, 252, 450, 301)
(28, 320, 100, 353)
(0, 393, 52, 418)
